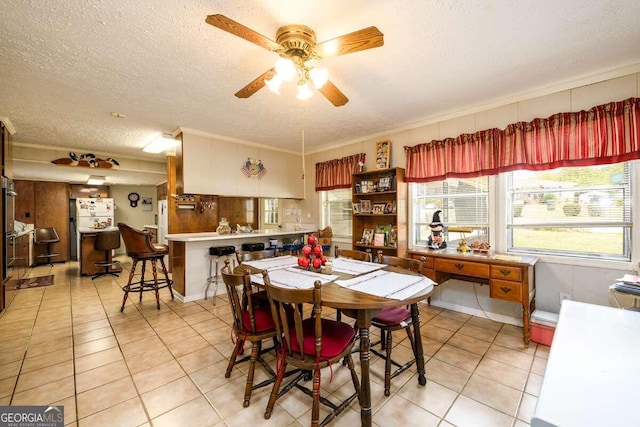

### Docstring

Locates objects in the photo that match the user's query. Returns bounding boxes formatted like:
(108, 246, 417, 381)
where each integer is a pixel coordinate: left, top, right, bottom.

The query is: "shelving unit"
(352, 167, 406, 259)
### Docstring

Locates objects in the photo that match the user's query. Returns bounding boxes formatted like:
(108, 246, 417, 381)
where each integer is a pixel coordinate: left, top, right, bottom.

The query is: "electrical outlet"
(559, 293, 572, 304)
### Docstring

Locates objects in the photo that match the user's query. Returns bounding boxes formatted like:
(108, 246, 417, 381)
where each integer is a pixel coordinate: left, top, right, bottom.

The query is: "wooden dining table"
(236, 257, 434, 427)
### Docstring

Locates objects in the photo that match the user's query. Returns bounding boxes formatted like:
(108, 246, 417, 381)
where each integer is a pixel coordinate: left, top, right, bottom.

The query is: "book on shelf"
(616, 274, 640, 286)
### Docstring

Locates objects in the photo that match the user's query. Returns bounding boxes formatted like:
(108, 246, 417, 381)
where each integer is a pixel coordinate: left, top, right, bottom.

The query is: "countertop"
(165, 229, 314, 242)
(78, 227, 119, 233)
(531, 300, 640, 426)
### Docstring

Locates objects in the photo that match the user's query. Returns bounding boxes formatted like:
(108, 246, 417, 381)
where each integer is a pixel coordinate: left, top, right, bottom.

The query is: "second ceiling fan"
(205, 14, 384, 107)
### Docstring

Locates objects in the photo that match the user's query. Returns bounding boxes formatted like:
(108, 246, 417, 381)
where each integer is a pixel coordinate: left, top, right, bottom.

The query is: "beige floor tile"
(71, 318, 111, 334)
(461, 374, 522, 416)
(151, 396, 221, 427)
(76, 360, 130, 393)
(458, 323, 500, 342)
(141, 376, 201, 419)
(494, 331, 536, 354)
(11, 376, 75, 405)
(517, 392, 538, 423)
(73, 326, 114, 345)
(158, 325, 199, 344)
(132, 359, 185, 393)
(525, 372, 543, 397)
(428, 315, 465, 332)
(531, 355, 548, 376)
(422, 325, 455, 343)
(25, 337, 73, 358)
(445, 395, 514, 427)
(119, 335, 166, 358)
(189, 360, 235, 394)
(466, 316, 504, 332)
(177, 346, 225, 374)
(78, 396, 148, 427)
(0, 376, 17, 399)
(485, 344, 534, 371)
(425, 358, 471, 392)
(474, 357, 528, 390)
(15, 360, 74, 393)
(433, 344, 482, 372)
(114, 326, 157, 345)
(74, 336, 119, 358)
(374, 395, 440, 427)
(76, 376, 138, 419)
(447, 333, 492, 355)
(398, 374, 457, 417)
(165, 334, 210, 358)
(21, 347, 73, 373)
(0, 360, 22, 381)
(74, 347, 124, 373)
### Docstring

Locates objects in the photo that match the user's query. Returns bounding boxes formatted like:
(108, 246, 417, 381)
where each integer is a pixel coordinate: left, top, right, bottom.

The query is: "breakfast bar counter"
(165, 229, 314, 302)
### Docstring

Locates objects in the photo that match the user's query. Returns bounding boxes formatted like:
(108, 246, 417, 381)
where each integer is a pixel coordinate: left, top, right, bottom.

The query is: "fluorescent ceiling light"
(143, 133, 177, 153)
(87, 175, 105, 185)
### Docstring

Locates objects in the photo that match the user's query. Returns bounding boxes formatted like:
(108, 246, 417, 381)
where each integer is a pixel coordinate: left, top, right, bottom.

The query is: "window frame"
(319, 188, 353, 239)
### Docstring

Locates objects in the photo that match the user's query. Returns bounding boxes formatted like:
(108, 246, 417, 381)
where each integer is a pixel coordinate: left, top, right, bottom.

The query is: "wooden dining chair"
(262, 271, 360, 427)
(374, 251, 426, 396)
(334, 245, 372, 262)
(221, 261, 278, 408)
(334, 245, 372, 321)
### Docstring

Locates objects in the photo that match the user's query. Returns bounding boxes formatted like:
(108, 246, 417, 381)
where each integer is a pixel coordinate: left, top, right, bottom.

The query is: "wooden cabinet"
(352, 168, 406, 258)
(16, 180, 70, 264)
(409, 248, 537, 346)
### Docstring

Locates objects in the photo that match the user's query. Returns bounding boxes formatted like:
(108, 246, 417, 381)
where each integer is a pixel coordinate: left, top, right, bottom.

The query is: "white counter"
(532, 300, 640, 427)
(165, 229, 314, 302)
(165, 229, 313, 242)
(78, 226, 119, 233)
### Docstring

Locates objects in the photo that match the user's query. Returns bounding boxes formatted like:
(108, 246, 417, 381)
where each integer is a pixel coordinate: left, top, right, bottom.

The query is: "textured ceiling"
(1, 0, 640, 186)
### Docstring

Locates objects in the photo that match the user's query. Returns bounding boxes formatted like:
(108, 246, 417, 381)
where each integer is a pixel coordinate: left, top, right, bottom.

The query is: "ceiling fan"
(205, 14, 384, 107)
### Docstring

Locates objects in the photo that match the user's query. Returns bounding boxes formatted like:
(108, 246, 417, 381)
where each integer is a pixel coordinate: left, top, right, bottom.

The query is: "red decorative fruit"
(308, 235, 318, 246)
(302, 245, 312, 256)
(298, 256, 306, 267)
(312, 258, 322, 269)
(321, 256, 328, 265)
(313, 245, 323, 257)
(299, 257, 310, 269)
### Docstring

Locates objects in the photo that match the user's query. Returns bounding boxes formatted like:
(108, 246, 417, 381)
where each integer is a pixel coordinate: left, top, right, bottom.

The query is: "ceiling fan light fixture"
(274, 57, 296, 81)
(296, 82, 313, 100)
(265, 74, 282, 94)
(309, 67, 328, 89)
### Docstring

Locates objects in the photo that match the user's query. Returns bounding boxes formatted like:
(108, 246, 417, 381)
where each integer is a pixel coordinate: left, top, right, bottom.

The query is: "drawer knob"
(500, 286, 512, 294)
(499, 269, 512, 277)
(454, 263, 465, 271)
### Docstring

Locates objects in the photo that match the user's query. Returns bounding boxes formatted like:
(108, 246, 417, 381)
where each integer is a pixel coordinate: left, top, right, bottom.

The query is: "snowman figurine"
(427, 210, 447, 249)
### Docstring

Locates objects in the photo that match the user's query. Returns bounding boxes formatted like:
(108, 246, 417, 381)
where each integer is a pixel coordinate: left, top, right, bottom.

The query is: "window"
(320, 189, 352, 238)
(263, 198, 279, 225)
(410, 177, 490, 247)
(506, 163, 632, 261)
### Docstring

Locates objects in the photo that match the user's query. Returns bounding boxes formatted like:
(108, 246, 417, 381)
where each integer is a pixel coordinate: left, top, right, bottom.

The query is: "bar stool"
(207, 245, 236, 304)
(92, 229, 121, 280)
(117, 223, 174, 312)
(34, 227, 61, 266)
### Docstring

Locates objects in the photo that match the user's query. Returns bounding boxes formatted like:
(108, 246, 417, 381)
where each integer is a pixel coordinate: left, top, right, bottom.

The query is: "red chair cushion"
(289, 319, 356, 359)
(242, 305, 275, 332)
(250, 290, 269, 307)
(372, 306, 411, 326)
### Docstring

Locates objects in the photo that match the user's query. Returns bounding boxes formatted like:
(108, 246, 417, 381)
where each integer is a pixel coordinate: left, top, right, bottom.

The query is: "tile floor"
(0, 258, 548, 426)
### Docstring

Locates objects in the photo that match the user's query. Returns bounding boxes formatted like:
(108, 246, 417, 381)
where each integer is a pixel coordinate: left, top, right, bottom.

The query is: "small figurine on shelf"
(427, 210, 447, 249)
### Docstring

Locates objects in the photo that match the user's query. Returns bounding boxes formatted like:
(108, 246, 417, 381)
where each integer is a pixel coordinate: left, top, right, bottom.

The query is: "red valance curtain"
(405, 97, 640, 182)
(315, 153, 366, 191)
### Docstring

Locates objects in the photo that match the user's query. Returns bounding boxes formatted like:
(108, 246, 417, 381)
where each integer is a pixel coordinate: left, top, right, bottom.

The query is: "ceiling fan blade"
(235, 69, 276, 98)
(205, 14, 280, 52)
(318, 80, 349, 107)
(314, 26, 384, 59)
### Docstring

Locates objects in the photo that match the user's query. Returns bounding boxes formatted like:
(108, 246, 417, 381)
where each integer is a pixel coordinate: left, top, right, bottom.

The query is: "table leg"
(410, 303, 426, 386)
(358, 324, 372, 427)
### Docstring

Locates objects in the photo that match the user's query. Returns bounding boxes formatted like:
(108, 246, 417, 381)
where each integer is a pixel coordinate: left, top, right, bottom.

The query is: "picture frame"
(372, 203, 385, 215)
(360, 199, 371, 213)
(375, 140, 391, 169)
(362, 228, 374, 245)
(352, 203, 361, 214)
(355, 183, 361, 194)
(373, 233, 385, 246)
(378, 176, 391, 191)
(384, 201, 393, 213)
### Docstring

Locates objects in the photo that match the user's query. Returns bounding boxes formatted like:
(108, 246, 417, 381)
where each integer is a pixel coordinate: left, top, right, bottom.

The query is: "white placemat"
(331, 258, 386, 275)
(251, 267, 338, 289)
(335, 270, 435, 300)
(242, 255, 299, 271)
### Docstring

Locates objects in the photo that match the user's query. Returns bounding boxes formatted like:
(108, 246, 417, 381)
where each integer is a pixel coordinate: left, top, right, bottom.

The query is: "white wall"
(111, 185, 158, 255)
(306, 71, 640, 325)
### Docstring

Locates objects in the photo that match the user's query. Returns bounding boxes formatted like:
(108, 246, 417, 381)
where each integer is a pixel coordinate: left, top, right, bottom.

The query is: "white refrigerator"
(76, 198, 114, 229)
